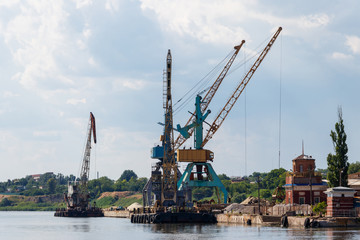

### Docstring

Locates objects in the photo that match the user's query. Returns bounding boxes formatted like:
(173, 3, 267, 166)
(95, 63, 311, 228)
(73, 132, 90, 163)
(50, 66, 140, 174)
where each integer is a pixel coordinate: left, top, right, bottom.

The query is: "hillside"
(0, 191, 142, 211)
(96, 191, 142, 208)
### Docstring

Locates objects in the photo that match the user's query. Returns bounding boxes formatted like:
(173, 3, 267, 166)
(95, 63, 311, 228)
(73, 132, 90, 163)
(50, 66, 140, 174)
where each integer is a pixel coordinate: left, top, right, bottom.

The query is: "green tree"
(47, 178, 56, 194)
(120, 170, 138, 182)
(232, 193, 247, 203)
(327, 107, 349, 187)
(348, 161, 360, 174)
(313, 201, 327, 216)
(218, 174, 230, 180)
(0, 198, 12, 207)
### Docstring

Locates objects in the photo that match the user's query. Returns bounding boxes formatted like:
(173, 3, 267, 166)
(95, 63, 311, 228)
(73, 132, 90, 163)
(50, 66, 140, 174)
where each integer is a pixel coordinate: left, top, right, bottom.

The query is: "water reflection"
(150, 223, 209, 234)
(68, 223, 91, 232)
(2, 212, 360, 240)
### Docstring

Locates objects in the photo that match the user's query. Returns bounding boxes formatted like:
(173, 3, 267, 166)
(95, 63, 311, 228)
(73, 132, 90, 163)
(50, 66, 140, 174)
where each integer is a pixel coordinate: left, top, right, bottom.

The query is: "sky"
(0, 0, 359, 181)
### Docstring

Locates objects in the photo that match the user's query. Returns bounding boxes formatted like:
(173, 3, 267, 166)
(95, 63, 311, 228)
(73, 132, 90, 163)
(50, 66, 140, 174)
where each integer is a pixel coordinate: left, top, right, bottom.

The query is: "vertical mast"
(161, 50, 177, 206)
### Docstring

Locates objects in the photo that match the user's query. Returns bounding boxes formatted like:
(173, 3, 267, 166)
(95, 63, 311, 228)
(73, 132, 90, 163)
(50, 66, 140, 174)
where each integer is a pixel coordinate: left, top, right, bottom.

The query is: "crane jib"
(90, 112, 97, 144)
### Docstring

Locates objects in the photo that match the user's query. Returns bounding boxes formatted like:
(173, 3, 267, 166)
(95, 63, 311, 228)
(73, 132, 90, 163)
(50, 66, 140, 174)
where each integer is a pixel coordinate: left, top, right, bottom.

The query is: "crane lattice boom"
(80, 112, 96, 187)
(174, 40, 246, 150)
(201, 27, 282, 147)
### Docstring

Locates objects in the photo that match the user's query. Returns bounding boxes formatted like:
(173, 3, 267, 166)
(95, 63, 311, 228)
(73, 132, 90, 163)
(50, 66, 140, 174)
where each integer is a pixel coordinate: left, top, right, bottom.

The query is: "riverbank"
(104, 209, 130, 218)
(216, 213, 360, 228)
(216, 213, 281, 226)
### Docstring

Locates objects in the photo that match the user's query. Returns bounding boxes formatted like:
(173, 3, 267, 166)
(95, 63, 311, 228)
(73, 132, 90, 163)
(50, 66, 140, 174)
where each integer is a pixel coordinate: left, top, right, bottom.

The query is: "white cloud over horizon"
(0, 0, 359, 181)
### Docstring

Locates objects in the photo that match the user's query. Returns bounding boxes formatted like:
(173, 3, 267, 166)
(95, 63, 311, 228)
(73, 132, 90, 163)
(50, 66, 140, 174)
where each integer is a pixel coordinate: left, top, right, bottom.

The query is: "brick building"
(325, 186, 356, 217)
(284, 153, 327, 205)
(348, 172, 360, 196)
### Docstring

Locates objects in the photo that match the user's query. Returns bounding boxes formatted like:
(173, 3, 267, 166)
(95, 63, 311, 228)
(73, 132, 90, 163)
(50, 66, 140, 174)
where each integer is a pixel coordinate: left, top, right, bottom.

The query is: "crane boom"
(80, 112, 96, 187)
(201, 27, 282, 147)
(174, 41, 246, 150)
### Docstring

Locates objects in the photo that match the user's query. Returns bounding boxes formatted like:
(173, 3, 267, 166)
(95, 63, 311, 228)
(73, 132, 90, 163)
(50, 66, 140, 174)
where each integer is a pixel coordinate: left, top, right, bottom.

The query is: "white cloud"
(112, 78, 147, 91)
(2, 1, 68, 92)
(0, 0, 96, 102)
(0, 0, 19, 8)
(88, 57, 97, 66)
(105, 0, 121, 13)
(140, 0, 330, 45)
(33, 131, 59, 137)
(331, 52, 353, 60)
(299, 14, 330, 29)
(140, 0, 251, 44)
(3, 91, 20, 98)
(66, 98, 86, 105)
(73, 0, 92, 9)
(83, 28, 92, 39)
(346, 35, 360, 55)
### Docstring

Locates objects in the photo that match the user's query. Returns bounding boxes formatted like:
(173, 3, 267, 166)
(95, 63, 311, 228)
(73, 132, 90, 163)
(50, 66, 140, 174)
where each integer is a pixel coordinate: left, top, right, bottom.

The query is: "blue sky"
(0, 0, 359, 181)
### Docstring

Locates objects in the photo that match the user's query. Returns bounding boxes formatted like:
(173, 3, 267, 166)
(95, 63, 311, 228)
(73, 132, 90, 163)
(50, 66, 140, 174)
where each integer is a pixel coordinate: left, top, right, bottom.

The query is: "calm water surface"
(1, 211, 360, 239)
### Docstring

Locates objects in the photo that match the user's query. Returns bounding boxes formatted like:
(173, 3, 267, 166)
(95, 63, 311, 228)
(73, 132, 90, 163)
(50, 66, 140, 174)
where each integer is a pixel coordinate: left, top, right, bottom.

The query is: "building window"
(300, 165, 303, 172)
(314, 197, 320, 204)
(299, 197, 305, 205)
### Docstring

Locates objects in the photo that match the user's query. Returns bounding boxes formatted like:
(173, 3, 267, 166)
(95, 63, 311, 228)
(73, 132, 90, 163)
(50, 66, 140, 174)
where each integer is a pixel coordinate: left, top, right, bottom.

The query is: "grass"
(0, 192, 142, 211)
(0, 201, 66, 211)
(95, 195, 142, 208)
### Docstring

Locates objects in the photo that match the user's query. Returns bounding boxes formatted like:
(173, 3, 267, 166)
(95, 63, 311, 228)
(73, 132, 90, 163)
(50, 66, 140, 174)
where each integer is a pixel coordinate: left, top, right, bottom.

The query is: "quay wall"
(216, 214, 281, 226)
(104, 210, 130, 218)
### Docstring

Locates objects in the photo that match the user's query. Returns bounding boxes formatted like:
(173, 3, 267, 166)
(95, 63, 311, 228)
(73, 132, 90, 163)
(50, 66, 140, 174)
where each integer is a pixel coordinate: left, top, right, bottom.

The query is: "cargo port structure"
(143, 42, 246, 208)
(143, 50, 183, 208)
(176, 27, 282, 204)
(138, 27, 282, 223)
(55, 112, 103, 217)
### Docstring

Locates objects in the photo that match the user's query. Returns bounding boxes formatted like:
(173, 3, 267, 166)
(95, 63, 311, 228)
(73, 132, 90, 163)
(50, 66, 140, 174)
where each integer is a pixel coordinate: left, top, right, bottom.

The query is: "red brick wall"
(293, 159, 315, 173)
(327, 196, 354, 217)
(285, 189, 327, 205)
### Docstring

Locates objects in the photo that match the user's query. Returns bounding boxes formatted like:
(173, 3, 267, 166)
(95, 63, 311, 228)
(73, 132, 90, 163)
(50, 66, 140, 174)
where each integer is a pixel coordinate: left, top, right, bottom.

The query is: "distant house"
(30, 172, 54, 182)
(284, 153, 328, 205)
(31, 174, 42, 181)
(348, 172, 360, 196)
(230, 177, 244, 183)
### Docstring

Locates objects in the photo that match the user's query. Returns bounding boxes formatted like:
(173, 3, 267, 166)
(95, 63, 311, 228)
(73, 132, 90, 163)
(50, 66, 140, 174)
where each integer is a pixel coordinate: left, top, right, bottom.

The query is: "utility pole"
(309, 169, 313, 206)
(257, 175, 261, 215)
(291, 171, 294, 211)
(339, 168, 343, 187)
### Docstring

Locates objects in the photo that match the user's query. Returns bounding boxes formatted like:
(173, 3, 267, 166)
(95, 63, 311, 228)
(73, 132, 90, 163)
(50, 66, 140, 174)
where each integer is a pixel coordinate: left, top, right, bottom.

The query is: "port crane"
(176, 27, 282, 204)
(143, 42, 247, 207)
(142, 50, 180, 207)
(143, 27, 282, 208)
(55, 112, 103, 217)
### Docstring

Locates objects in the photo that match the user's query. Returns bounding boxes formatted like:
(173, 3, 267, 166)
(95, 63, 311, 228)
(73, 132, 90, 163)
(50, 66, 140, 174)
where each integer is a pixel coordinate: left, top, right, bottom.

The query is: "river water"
(1, 212, 360, 239)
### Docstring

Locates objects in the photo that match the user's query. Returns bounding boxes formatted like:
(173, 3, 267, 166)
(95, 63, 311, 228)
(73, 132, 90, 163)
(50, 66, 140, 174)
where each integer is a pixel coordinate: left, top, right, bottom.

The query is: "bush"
(0, 198, 12, 207)
(232, 193, 247, 203)
(313, 201, 327, 215)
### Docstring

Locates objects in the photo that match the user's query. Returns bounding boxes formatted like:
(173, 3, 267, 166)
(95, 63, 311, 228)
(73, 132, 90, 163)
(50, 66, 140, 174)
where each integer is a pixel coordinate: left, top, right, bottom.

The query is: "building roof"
(348, 172, 360, 179)
(325, 186, 356, 192)
(292, 154, 314, 161)
(283, 181, 328, 187)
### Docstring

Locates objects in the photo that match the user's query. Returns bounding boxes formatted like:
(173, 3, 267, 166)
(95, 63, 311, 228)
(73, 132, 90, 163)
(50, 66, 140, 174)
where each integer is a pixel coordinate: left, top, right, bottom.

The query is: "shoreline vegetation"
(0, 191, 142, 211)
(1, 163, 359, 212)
(0, 169, 291, 212)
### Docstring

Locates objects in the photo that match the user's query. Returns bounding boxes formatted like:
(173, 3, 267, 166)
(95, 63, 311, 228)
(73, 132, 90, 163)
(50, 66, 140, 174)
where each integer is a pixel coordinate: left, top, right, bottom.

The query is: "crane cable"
(244, 50, 247, 177)
(173, 50, 234, 115)
(278, 32, 283, 169)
